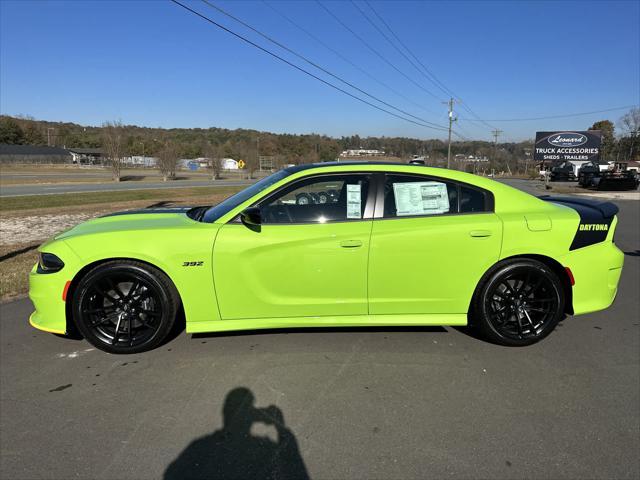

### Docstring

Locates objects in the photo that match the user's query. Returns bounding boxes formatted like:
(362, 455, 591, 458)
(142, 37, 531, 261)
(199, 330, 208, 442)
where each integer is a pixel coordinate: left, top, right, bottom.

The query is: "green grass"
(0, 186, 243, 212)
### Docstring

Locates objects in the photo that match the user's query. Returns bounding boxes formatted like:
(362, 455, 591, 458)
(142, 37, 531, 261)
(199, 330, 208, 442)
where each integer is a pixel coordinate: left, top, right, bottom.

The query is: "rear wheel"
(72, 260, 179, 354)
(473, 259, 564, 346)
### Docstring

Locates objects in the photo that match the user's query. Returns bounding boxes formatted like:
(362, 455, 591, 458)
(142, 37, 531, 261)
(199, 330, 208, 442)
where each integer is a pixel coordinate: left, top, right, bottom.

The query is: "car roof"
(284, 161, 419, 173)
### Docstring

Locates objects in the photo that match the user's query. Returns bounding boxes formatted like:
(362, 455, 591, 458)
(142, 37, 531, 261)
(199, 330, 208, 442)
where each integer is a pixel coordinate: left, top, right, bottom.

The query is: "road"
(0, 200, 638, 479)
(0, 179, 255, 197)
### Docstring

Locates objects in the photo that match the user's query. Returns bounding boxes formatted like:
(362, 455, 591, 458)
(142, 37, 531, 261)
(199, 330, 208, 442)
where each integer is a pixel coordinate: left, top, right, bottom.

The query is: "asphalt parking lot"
(0, 198, 638, 479)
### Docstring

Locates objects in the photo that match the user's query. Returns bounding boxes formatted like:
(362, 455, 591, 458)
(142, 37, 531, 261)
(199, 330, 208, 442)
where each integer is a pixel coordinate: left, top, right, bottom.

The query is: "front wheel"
(72, 260, 179, 354)
(472, 259, 565, 346)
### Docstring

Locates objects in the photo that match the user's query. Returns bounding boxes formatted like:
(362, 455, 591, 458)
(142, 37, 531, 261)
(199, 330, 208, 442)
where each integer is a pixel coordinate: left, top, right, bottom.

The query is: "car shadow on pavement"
(192, 325, 447, 340)
(164, 387, 309, 480)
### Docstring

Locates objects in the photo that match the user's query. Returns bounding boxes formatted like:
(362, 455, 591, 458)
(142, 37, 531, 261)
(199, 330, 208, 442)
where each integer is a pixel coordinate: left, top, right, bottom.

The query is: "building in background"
(339, 149, 385, 157)
(0, 144, 72, 164)
(222, 158, 239, 170)
(124, 156, 157, 167)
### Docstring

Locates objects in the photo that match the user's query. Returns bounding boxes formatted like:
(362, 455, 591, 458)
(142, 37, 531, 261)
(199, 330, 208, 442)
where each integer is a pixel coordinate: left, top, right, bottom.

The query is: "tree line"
(1, 108, 638, 180)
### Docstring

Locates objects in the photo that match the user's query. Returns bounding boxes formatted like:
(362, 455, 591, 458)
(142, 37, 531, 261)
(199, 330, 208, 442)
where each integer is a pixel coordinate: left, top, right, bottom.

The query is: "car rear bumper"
(562, 239, 624, 316)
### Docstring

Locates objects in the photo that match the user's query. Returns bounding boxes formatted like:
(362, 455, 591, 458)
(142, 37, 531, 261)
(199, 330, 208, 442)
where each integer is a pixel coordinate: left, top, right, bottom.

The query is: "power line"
(315, 1, 444, 103)
(199, 0, 447, 129)
(169, 0, 450, 133)
(363, 0, 452, 98)
(362, 0, 497, 134)
(262, 0, 438, 116)
(352, 1, 446, 98)
(460, 105, 638, 122)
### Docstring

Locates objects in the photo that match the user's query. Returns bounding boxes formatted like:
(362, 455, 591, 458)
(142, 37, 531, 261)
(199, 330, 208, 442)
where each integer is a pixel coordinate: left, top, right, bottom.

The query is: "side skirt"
(186, 313, 467, 334)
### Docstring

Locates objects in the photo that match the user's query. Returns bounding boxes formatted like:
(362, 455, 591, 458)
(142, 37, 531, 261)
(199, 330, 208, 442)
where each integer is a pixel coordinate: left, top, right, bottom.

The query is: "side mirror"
(240, 207, 262, 231)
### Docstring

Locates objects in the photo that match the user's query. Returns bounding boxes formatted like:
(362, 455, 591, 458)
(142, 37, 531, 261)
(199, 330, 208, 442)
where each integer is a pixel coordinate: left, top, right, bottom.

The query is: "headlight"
(37, 252, 65, 274)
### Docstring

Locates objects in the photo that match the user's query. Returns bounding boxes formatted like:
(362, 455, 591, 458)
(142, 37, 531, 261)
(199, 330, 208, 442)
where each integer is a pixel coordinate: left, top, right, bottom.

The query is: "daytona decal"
(578, 224, 609, 231)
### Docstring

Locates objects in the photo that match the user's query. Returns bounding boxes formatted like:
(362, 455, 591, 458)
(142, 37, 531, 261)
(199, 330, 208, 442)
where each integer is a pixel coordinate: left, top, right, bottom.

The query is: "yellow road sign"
(237, 159, 246, 169)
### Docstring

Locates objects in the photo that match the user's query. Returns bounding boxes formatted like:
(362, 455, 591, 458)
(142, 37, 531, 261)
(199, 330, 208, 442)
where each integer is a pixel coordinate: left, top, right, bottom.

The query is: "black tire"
(472, 259, 564, 346)
(72, 260, 179, 354)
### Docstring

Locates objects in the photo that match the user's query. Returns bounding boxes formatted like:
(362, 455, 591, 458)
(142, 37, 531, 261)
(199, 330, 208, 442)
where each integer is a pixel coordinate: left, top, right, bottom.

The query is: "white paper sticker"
(346, 184, 362, 219)
(393, 181, 450, 216)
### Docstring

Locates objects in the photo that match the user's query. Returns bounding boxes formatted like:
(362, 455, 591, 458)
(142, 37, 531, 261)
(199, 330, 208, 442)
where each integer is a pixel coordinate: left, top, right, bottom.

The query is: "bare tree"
(236, 140, 258, 179)
(205, 143, 223, 180)
(619, 107, 640, 134)
(157, 141, 179, 181)
(102, 121, 126, 181)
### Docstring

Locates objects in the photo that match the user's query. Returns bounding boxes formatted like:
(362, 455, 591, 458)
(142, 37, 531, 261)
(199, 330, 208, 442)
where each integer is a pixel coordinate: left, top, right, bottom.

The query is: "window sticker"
(393, 181, 450, 216)
(346, 184, 362, 219)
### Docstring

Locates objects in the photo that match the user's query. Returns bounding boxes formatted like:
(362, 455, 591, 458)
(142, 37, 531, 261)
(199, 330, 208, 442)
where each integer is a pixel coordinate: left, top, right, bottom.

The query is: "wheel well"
(472, 254, 574, 317)
(64, 257, 182, 336)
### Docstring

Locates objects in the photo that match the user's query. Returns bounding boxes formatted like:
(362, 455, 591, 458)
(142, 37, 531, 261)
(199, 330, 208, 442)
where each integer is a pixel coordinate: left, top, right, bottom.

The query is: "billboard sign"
(534, 130, 601, 162)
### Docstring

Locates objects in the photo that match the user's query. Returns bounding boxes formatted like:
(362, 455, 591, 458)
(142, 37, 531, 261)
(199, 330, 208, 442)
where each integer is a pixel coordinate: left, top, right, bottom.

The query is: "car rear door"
(213, 172, 375, 320)
(367, 173, 502, 315)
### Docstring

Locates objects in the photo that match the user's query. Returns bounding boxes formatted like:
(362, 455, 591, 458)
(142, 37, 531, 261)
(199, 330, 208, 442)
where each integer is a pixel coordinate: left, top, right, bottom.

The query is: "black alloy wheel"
(474, 259, 565, 346)
(72, 261, 179, 354)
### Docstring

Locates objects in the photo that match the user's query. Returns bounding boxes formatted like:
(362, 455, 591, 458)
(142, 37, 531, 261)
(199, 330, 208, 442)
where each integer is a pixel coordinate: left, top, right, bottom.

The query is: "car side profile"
(29, 162, 624, 353)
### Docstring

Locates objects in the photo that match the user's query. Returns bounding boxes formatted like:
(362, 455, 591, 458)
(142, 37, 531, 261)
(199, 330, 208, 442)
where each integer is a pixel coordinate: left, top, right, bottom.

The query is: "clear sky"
(1, 0, 638, 142)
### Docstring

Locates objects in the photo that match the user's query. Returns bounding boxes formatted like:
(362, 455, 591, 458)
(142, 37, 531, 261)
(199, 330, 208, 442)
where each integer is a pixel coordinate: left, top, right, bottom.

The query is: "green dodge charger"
(29, 162, 624, 353)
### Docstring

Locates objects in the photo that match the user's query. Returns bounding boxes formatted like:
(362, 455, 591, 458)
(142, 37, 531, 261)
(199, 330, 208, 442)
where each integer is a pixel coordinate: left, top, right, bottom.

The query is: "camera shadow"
(164, 387, 309, 480)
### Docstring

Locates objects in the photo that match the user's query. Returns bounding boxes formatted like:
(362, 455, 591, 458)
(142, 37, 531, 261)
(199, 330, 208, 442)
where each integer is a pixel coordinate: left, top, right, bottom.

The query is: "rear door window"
(382, 173, 492, 217)
(383, 174, 458, 217)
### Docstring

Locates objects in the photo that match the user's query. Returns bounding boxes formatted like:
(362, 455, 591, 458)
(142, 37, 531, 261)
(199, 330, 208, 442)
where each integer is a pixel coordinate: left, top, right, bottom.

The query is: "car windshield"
(201, 169, 292, 223)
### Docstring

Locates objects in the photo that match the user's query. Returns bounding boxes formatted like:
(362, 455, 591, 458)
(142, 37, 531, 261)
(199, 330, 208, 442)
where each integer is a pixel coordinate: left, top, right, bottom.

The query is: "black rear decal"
(538, 196, 617, 250)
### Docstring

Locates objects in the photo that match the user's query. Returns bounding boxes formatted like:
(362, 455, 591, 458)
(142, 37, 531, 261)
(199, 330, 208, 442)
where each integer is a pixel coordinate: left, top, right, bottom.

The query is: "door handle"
(469, 230, 492, 238)
(340, 240, 363, 248)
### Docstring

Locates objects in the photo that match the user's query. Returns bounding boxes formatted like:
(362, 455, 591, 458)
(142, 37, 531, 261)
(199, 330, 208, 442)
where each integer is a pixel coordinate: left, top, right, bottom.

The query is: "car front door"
(213, 173, 374, 320)
(368, 173, 503, 315)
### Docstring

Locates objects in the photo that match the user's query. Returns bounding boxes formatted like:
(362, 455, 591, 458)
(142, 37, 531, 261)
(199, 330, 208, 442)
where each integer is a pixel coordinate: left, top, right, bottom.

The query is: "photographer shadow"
(164, 387, 309, 480)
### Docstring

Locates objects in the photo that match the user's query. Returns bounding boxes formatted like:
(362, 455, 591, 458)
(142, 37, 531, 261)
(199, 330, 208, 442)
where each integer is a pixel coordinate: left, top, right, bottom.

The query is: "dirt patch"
(1, 212, 106, 245)
(0, 242, 39, 300)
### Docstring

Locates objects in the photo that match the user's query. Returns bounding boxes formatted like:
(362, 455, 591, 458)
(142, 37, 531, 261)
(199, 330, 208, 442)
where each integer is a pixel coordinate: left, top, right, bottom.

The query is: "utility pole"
(47, 127, 55, 147)
(442, 97, 459, 169)
(492, 128, 507, 174)
(256, 136, 260, 172)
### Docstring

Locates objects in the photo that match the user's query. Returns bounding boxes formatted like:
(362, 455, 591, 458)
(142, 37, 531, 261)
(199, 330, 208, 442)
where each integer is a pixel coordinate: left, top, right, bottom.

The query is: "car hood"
(54, 207, 199, 240)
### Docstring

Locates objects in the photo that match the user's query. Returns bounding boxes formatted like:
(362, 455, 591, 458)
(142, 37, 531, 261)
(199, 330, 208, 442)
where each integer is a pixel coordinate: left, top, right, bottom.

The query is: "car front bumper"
(28, 240, 81, 335)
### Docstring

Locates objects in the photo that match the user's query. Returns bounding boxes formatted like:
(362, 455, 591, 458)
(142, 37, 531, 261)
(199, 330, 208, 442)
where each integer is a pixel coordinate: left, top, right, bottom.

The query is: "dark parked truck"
(549, 161, 577, 182)
(578, 161, 639, 191)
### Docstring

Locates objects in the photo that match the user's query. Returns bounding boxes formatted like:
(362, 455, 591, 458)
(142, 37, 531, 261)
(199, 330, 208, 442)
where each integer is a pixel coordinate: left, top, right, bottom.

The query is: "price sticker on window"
(346, 184, 362, 219)
(393, 181, 450, 216)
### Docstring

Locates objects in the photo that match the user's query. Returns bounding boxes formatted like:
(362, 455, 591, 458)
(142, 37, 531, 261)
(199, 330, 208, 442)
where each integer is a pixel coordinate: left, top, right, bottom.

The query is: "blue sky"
(1, 0, 638, 142)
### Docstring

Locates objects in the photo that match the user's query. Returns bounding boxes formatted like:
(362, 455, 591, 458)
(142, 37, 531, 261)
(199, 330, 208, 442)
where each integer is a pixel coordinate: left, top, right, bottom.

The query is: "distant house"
(626, 160, 640, 172)
(222, 158, 239, 170)
(67, 147, 104, 165)
(455, 154, 488, 162)
(0, 144, 72, 164)
(124, 156, 157, 167)
(339, 149, 385, 157)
